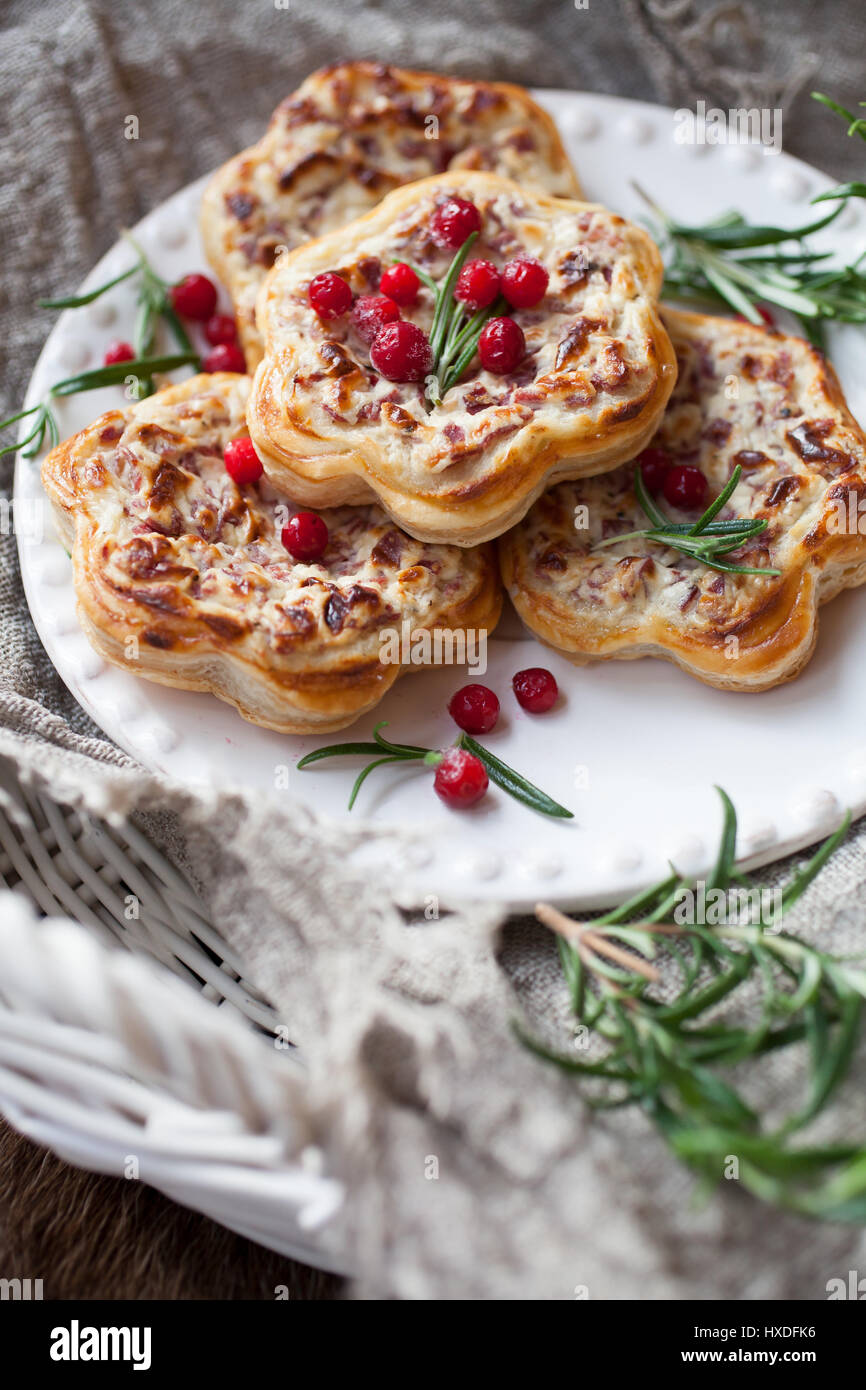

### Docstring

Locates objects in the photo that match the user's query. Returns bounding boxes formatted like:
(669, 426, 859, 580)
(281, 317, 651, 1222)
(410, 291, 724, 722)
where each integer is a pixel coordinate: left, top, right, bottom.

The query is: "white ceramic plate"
(16, 90, 866, 911)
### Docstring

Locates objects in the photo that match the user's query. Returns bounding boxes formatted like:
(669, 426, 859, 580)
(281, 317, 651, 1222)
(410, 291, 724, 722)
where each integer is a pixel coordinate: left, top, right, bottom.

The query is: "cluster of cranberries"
(103, 271, 246, 373)
(434, 668, 559, 808)
(639, 446, 708, 510)
(307, 196, 549, 384)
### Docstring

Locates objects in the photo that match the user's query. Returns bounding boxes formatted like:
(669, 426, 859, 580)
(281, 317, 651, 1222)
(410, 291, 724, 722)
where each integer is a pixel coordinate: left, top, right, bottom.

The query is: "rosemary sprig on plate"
(635, 181, 847, 337)
(397, 237, 505, 403)
(0, 236, 202, 460)
(594, 463, 782, 577)
(0, 353, 200, 460)
(39, 232, 194, 361)
(520, 789, 866, 1221)
(297, 720, 573, 819)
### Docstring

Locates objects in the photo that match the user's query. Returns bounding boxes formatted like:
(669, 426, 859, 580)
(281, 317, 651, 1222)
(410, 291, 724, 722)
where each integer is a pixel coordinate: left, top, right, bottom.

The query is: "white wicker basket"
(0, 765, 349, 1274)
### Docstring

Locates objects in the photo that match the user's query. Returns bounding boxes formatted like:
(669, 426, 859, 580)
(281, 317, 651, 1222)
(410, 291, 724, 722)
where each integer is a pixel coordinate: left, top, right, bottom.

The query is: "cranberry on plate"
(513, 667, 558, 714)
(169, 273, 218, 321)
(281, 512, 329, 563)
(429, 196, 482, 249)
(448, 683, 500, 735)
(638, 446, 672, 495)
(205, 313, 238, 346)
(379, 262, 420, 306)
(352, 294, 400, 344)
(103, 340, 135, 365)
(308, 271, 353, 319)
(370, 321, 432, 382)
(478, 316, 525, 374)
(201, 343, 246, 373)
(223, 437, 262, 485)
(433, 748, 489, 808)
(501, 257, 549, 309)
(454, 259, 501, 312)
(663, 465, 708, 510)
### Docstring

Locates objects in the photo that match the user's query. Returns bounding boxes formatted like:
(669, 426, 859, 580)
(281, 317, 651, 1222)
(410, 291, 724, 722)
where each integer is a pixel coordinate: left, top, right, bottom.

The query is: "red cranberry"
(370, 321, 431, 382)
(478, 316, 525, 374)
(379, 262, 420, 306)
(103, 340, 135, 365)
(638, 446, 672, 495)
(308, 272, 352, 319)
(281, 512, 329, 562)
(454, 259, 501, 312)
(513, 667, 558, 714)
(433, 748, 489, 808)
(202, 343, 246, 373)
(351, 294, 400, 344)
(501, 257, 549, 308)
(223, 437, 262, 485)
(448, 684, 500, 735)
(430, 196, 482, 249)
(205, 313, 238, 346)
(169, 273, 218, 321)
(663, 465, 708, 510)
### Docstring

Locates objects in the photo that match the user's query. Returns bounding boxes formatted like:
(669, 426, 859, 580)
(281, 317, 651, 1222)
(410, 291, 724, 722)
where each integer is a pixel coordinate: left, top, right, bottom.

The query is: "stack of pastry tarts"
(43, 62, 866, 735)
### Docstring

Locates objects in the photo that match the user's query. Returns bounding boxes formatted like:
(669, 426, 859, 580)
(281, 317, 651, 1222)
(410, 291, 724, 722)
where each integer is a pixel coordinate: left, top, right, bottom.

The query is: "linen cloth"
(2, 0, 866, 1298)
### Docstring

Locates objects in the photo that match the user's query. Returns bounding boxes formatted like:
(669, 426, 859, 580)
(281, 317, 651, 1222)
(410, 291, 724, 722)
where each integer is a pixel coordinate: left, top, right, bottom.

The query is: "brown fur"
(0, 1119, 340, 1300)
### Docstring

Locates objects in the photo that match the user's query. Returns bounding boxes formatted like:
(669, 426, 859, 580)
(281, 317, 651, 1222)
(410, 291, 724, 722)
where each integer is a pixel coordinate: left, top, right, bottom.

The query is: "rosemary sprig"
(1, 234, 203, 459)
(297, 720, 573, 819)
(397, 237, 504, 405)
(521, 789, 866, 1221)
(594, 464, 782, 577)
(811, 92, 866, 205)
(635, 181, 850, 335)
(0, 353, 199, 459)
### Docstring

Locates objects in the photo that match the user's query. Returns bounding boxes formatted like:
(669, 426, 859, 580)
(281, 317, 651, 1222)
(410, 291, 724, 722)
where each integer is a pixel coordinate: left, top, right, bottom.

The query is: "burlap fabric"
(2, 0, 866, 1298)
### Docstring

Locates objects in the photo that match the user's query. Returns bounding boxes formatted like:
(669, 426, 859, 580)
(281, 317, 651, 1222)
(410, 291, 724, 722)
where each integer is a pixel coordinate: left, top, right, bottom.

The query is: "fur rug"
(0, 1119, 340, 1300)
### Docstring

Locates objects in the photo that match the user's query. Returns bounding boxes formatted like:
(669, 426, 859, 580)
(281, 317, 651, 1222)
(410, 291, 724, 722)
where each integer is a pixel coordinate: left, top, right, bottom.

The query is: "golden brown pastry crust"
(201, 61, 582, 366)
(247, 170, 677, 546)
(41, 374, 501, 734)
(500, 308, 866, 692)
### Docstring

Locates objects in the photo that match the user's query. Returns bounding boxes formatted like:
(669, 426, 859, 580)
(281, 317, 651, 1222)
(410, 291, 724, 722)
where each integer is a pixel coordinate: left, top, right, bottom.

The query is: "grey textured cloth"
(3, 0, 866, 1299)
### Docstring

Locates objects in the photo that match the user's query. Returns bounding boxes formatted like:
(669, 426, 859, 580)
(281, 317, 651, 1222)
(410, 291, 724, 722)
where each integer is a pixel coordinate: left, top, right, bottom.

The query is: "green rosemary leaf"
(699, 256, 762, 319)
(38, 263, 139, 309)
(512, 1021, 637, 1081)
(667, 203, 841, 249)
(817, 183, 866, 204)
(296, 741, 399, 768)
(45, 406, 60, 450)
(785, 992, 862, 1133)
(779, 811, 851, 915)
(688, 466, 742, 536)
(0, 405, 42, 436)
(371, 721, 431, 757)
(159, 299, 195, 355)
(811, 91, 866, 142)
(15, 407, 50, 460)
(706, 785, 737, 889)
(50, 352, 199, 397)
(428, 232, 478, 364)
(632, 464, 667, 528)
(457, 732, 574, 819)
(348, 755, 407, 810)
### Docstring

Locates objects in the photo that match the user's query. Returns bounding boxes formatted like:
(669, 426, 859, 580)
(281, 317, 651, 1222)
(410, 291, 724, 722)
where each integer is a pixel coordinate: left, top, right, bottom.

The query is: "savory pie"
(201, 61, 582, 366)
(41, 374, 501, 734)
(499, 307, 866, 691)
(247, 170, 676, 546)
